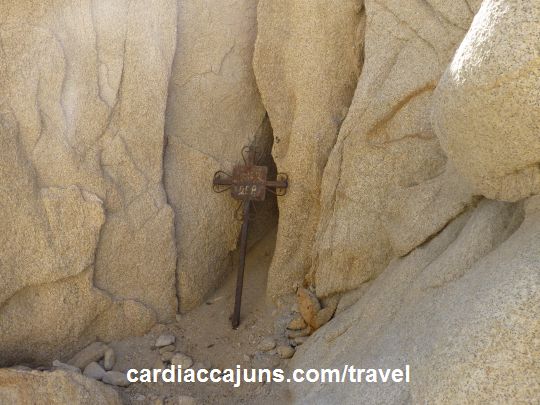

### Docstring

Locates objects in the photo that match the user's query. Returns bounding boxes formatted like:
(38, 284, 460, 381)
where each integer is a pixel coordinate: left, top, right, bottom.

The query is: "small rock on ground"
(257, 337, 276, 352)
(287, 327, 311, 339)
(294, 336, 308, 346)
(159, 345, 176, 354)
(103, 348, 115, 371)
(161, 351, 174, 362)
(170, 353, 193, 369)
(102, 370, 131, 387)
(277, 345, 295, 359)
(297, 287, 321, 328)
(83, 362, 106, 380)
(287, 316, 307, 331)
(155, 335, 176, 348)
(153, 358, 166, 369)
(67, 342, 108, 370)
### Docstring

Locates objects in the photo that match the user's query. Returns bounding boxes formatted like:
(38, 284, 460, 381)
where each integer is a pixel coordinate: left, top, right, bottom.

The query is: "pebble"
(83, 362, 106, 380)
(161, 351, 174, 362)
(103, 348, 115, 371)
(277, 345, 295, 359)
(52, 360, 81, 374)
(287, 327, 311, 339)
(257, 337, 276, 352)
(170, 353, 193, 369)
(67, 342, 108, 370)
(102, 370, 131, 387)
(159, 345, 176, 354)
(294, 336, 308, 346)
(287, 316, 307, 331)
(153, 358, 166, 369)
(155, 335, 175, 348)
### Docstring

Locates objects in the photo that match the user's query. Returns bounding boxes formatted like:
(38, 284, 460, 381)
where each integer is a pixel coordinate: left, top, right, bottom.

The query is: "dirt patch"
(107, 228, 293, 404)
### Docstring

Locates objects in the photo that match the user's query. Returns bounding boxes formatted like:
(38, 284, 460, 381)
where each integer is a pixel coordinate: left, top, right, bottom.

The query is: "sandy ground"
(109, 228, 294, 404)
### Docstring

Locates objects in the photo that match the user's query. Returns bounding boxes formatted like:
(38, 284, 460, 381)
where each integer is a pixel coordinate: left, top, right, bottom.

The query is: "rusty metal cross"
(213, 146, 288, 329)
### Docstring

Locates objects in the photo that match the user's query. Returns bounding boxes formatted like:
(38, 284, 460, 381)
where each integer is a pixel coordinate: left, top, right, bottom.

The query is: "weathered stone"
(153, 358, 166, 370)
(0, 368, 121, 404)
(103, 348, 115, 371)
(292, 199, 538, 403)
(165, 0, 267, 311)
(170, 353, 193, 369)
(287, 316, 307, 331)
(83, 362, 106, 381)
(310, 0, 481, 298)
(257, 337, 276, 352)
(68, 342, 108, 371)
(335, 283, 372, 316)
(0, 0, 178, 365)
(0, 269, 114, 366)
(433, 0, 540, 201)
(159, 345, 176, 354)
(276, 345, 295, 360)
(297, 288, 321, 328)
(293, 337, 308, 346)
(155, 335, 175, 348)
(287, 327, 311, 339)
(102, 371, 131, 388)
(161, 351, 175, 363)
(253, 0, 365, 299)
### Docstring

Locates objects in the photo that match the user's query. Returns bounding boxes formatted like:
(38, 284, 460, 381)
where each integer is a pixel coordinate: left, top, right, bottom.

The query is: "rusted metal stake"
(212, 145, 288, 329)
(232, 200, 250, 329)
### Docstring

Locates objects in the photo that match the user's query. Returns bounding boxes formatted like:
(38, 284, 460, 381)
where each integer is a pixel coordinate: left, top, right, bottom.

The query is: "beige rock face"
(433, 0, 540, 202)
(0, 368, 121, 405)
(310, 0, 482, 297)
(292, 198, 539, 403)
(253, 0, 365, 298)
(165, 0, 267, 310)
(0, 0, 177, 365)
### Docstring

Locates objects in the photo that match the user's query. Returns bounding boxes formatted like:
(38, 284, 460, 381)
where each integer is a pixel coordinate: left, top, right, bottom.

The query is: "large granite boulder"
(253, 0, 365, 298)
(292, 197, 539, 403)
(311, 0, 481, 297)
(165, 0, 267, 310)
(0, 0, 177, 365)
(433, 0, 540, 202)
(0, 368, 121, 405)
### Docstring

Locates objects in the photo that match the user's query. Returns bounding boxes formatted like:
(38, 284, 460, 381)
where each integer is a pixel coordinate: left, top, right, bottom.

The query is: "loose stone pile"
(52, 342, 131, 388)
(154, 335, 194, 371)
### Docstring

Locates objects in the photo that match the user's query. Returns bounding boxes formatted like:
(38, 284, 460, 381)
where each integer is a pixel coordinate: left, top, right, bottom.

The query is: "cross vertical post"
(212, 146, 288, 329)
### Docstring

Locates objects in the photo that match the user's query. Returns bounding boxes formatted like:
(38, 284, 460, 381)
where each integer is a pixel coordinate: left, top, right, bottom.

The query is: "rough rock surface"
(165, 0, 267, 310)
(433, 0, 540, 201)
(0, 368, 121, 404)
(0, 0, 177, 365)
(311, 0, 482, 297)
(253, 0, 365, 298)
(292, 198, 539, 403)
(68, 342, 108, 370)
